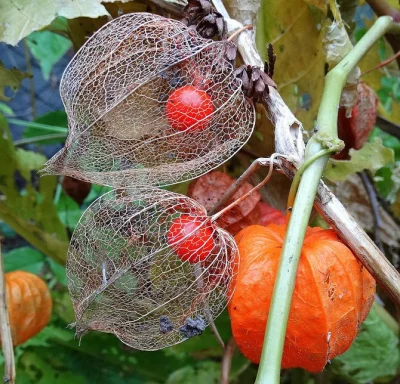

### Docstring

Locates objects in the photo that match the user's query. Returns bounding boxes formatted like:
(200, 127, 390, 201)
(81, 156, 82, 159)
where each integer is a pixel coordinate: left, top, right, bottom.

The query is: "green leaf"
(52, 291, 75, 323)
(0, 62, 30, 101)
(3, 247, 45, 274)
(370, 127, 400, 161)
(331, 306, 400, 384)
(166, 361, 220, 384)
(22, 325, 74, 348)
(83, 183, 112, 205)
(19, 351, 87, 384)
(0, 0, 111, 45)
(26, 31, 72, 80)
(48, 258, 67, 286)
(23, 111, 68, 144)
(0, 102, 13, 115)
(56, 191, 83, 230)
(0, 113, 69, 264)
(324, 138, 394, 182)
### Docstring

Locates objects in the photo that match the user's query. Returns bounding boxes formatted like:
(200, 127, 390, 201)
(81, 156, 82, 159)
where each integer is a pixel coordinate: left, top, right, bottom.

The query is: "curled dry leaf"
(42, 13, 255, 188)
(66, 186, 238, 350)
(187, 171, 285, 235)
(258, 201, 285, 226)
(187, 170, 261, 230)
(334, 83, 378, 160)
(182, 0, 227, 39)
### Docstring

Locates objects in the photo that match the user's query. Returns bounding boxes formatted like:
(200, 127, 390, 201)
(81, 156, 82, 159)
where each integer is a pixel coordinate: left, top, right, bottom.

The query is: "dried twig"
(209, 158, 268, 215)
(220, 337, 236, 384)
(0, 242, 16, 384)
(361, 50, 400, 76)
(376, 116, 400, 139)
(359, 171, 384, 252)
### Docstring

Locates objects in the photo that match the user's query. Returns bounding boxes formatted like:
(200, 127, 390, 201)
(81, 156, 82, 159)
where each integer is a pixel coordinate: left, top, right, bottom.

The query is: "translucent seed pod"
(42, 13, 255, 187)
(66, 186, 238, 350)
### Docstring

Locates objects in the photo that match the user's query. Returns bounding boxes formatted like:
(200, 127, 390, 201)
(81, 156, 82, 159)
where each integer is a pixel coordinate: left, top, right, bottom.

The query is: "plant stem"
(220, 337, 236, 384)
(7, 118, 68, 133)
(256, 16, 400, 384)
(0, 242, 16, 384)
(13, 133, 67, 147)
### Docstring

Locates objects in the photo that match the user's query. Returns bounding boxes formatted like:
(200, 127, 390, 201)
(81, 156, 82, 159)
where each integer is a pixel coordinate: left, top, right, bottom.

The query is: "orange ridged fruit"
(4, 271, 52, 346)
(228, 224, 375, 372)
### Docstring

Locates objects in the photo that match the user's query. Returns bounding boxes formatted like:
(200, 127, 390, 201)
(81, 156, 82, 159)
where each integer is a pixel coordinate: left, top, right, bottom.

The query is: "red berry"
(167, 215, 215, 263)
(166, 85, 214, 132)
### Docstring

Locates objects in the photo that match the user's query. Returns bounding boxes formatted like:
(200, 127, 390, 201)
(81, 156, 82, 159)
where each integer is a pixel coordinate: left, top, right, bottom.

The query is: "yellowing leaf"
(324, 138, 394, 182)
(304, 0, 328, 13)
(0, 0, 110, 45)
(0, 62, 30, 101)
(0, 114, 68, 263)
(255, 0, 327, 130)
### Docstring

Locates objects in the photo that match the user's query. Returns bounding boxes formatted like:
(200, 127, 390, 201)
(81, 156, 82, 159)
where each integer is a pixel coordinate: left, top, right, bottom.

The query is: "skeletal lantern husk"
(42, 13, 255, 187)
(66, 186, 238, 350)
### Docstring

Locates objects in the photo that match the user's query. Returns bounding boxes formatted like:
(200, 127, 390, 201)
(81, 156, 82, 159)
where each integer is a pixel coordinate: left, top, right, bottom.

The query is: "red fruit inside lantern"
(167, 214, 215, 263)
(166, 85, 214, 131)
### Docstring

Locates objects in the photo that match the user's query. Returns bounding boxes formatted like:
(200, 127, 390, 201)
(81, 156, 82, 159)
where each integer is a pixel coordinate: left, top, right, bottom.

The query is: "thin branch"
(361, 50, 400, 76)
(211, 155, 279, 222)
(193, 264, 225, 349)
(227, 25, 253, 42)
(0, 242, 16, 384)
(376, 116, 400, 139)
(367, 0, 400, 68)
(220, 337, 236, 384)
(14, 133, 67, 147)
(366, 0, 400, 22)
(359, 171, 384, 252)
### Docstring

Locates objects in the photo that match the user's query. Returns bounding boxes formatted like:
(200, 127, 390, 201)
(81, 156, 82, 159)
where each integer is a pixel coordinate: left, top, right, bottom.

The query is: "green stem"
(13, 133, 67, 146)
(7, 118, 68, 133)
(286, 148, 338, 213)
(255, 16, 400, 384)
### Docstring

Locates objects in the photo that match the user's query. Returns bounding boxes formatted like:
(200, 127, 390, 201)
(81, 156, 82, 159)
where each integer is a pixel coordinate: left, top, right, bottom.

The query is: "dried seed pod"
(66, 186, 238, 350)
(42, 13, 255, 187)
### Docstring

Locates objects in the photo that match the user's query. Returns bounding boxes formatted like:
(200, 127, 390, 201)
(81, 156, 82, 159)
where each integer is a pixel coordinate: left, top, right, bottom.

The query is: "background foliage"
(0, 0, 399, 383)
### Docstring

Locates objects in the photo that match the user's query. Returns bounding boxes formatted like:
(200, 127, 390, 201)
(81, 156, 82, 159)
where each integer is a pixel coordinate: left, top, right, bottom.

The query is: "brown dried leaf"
(187, 170, 261, 229)
(328, 175, 400, 248)
(258, 201, 285, 226)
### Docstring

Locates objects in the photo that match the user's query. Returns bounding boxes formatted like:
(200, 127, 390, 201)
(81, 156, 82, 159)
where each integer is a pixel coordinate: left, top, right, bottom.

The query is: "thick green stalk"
(256, 16, 399, 384)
